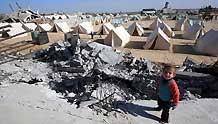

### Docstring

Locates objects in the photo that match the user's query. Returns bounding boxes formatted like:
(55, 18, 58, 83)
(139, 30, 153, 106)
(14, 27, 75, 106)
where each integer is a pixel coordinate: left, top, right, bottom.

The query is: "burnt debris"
(33, 40, 160, 114)
(1, 39, 218, 116)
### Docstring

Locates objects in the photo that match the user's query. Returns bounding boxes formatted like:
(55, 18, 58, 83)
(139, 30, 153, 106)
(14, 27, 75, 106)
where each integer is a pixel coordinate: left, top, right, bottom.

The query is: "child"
(155, 64, 180, 124)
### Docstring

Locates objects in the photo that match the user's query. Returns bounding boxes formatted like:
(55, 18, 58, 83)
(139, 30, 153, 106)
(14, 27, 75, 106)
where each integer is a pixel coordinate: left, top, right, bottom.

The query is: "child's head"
(162, 64, 176, 80)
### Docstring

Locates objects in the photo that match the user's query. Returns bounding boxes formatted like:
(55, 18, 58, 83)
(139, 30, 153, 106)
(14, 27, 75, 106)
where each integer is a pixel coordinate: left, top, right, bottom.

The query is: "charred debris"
(1, 39, 218, 116)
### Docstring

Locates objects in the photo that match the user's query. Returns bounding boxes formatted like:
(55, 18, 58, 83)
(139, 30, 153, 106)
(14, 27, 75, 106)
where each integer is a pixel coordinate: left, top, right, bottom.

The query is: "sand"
(1, 83, 218, 124)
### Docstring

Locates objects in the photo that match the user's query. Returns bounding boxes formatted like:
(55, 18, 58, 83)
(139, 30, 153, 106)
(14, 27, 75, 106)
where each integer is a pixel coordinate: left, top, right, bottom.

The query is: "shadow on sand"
(113, 101, 160, 122)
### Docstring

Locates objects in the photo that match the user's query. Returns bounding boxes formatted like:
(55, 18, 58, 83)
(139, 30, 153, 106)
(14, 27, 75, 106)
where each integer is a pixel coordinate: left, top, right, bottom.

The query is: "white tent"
(161, 22, 175, 37)
(60, 15, 68, 20)
(104, 26, 130, 47)
(95, 16, 103, 25)
(195, 29, 218, 56)
(0, 23, 10, 28)
(183, 23, 205, 40)
(101, 16, 107, 24)
(55, 22, 72, 33)
(127, 22, 144, 36)
(36, 23, 55, 32)
(2, 23, 27, 37)
(75, 22, 94, 34)
(149, 18, 163, 30)
(175, 17, 191, 32)
(22, 23, 37, 31)
(143, 27, 170, 50)
(97, 22, 115, 35)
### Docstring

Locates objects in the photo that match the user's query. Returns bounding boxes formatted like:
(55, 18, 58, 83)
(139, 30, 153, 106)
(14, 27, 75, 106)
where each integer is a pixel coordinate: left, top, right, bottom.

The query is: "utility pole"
(9, 3, 14, 12)
(16, 2, 22, 10)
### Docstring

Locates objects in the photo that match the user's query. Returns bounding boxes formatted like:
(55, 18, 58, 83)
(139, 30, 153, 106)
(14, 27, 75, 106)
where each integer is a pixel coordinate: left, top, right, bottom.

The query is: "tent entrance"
(132, 28, 139, 36)
(149, 35, 158, 49)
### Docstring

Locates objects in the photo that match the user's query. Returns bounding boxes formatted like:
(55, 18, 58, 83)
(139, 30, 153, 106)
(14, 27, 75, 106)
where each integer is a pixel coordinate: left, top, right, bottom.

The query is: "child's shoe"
(159, 121, 167, 124)
(159, 120, 169, 124)
(154, 107, 162, 111)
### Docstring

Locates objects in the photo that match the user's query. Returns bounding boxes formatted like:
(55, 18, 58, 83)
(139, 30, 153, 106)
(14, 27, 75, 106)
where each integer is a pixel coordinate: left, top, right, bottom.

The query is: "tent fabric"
(195, 29, 218, 56)
(95, 16, 102, 25)
(36, 23, 55, 32)
(149, 18, 175, 37)
(143, 27, 170, 50)
(75, 22, 94, 34)
(174, 17, 191, 32)
(22, 23, 37, 31)
(104, 26, 130, 47)
(183, 23, 205, 40)
(0, 23, 10, 28)
(149, 18, 163, 30)
(2, 23, 27, 37)
(55, 22, 72, 33)
(127, 22, 144, 36)
(161, 22, 175, 37)
(97, 22, 115, 35)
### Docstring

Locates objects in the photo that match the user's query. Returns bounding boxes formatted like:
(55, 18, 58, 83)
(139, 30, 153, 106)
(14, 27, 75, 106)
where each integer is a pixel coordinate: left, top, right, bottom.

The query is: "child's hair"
(162, 64, 176, 73)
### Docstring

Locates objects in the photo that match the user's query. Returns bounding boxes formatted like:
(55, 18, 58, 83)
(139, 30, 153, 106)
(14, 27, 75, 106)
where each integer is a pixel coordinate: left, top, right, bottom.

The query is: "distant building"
(161, 2, 177, 15)
(141, 9, 156, 16)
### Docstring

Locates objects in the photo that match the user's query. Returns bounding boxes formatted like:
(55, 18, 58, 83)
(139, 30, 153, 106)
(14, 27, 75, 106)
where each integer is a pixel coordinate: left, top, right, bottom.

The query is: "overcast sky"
(0, 0, 218, 13)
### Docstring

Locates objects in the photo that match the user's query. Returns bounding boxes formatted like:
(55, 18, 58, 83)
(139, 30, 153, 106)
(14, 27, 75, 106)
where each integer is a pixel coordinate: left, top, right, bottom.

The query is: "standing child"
(155, 64, 180, 124)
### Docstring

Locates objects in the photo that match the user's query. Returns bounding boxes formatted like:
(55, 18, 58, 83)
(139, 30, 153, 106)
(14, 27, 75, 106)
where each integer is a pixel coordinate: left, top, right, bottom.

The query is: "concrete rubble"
(1, 40, 218, 116)
(32, 40, 160, 113)
(177, 57, 218, 98)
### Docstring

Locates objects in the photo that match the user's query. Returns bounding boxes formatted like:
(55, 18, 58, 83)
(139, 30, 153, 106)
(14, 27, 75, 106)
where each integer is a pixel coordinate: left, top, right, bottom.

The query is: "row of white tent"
(149, 17, 206, 40)
(149, 18, 175, 38)
(103, 22, 169, 49)
(44, 14, 68, 20)
(104, 24, 218, 57)
(0, 22, 73, 37)
(75, 21, 145, 36)
(64, 18, 217, 57)
(148, 18, 217, 56)
(1, 19, 217, 56)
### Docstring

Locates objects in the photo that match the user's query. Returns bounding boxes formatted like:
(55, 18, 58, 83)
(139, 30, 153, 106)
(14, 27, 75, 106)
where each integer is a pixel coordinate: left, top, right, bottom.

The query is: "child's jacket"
(158, 77, 180, 106)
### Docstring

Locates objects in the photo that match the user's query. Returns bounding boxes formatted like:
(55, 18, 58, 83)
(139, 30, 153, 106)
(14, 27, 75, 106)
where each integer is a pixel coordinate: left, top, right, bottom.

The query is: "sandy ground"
(1, 83, 218, 124)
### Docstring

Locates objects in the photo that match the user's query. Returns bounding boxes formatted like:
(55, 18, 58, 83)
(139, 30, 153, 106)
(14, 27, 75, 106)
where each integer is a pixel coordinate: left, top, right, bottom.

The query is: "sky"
(0, 0, 218, 14)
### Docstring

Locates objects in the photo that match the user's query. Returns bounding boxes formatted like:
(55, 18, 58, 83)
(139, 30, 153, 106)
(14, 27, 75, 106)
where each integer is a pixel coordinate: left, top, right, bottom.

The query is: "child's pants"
(157, 97, 171, 123)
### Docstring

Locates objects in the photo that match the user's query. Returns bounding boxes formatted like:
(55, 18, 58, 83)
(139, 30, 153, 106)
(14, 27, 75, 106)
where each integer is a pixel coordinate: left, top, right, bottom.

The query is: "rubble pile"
(0, 59, 52, 84)
(33, 40, 160, 114)
(176, 57, 218, 98)
(183, 57, 218, 76)
(1, 40, 218, 115)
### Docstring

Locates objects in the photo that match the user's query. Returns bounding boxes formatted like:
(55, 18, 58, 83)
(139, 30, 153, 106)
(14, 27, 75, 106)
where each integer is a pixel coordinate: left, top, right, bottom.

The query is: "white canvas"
(76, 22, 94, 34)
(4, 23, 27, 37)
(183, 23, 205, 40)
(104, 26, 130, 47)
(97, 22, 115, 35)
(36, 23, 53, 32)
(143, 27, 170, 50)
(127, 22, 144, 36)
(149, 18, 163, 30)
(195, 29, 218, 56)
(55, 22, 72, 33)
(23, 23, 37, 31)
(175, 17, 191, 32)
(161, 22, 175, 37)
